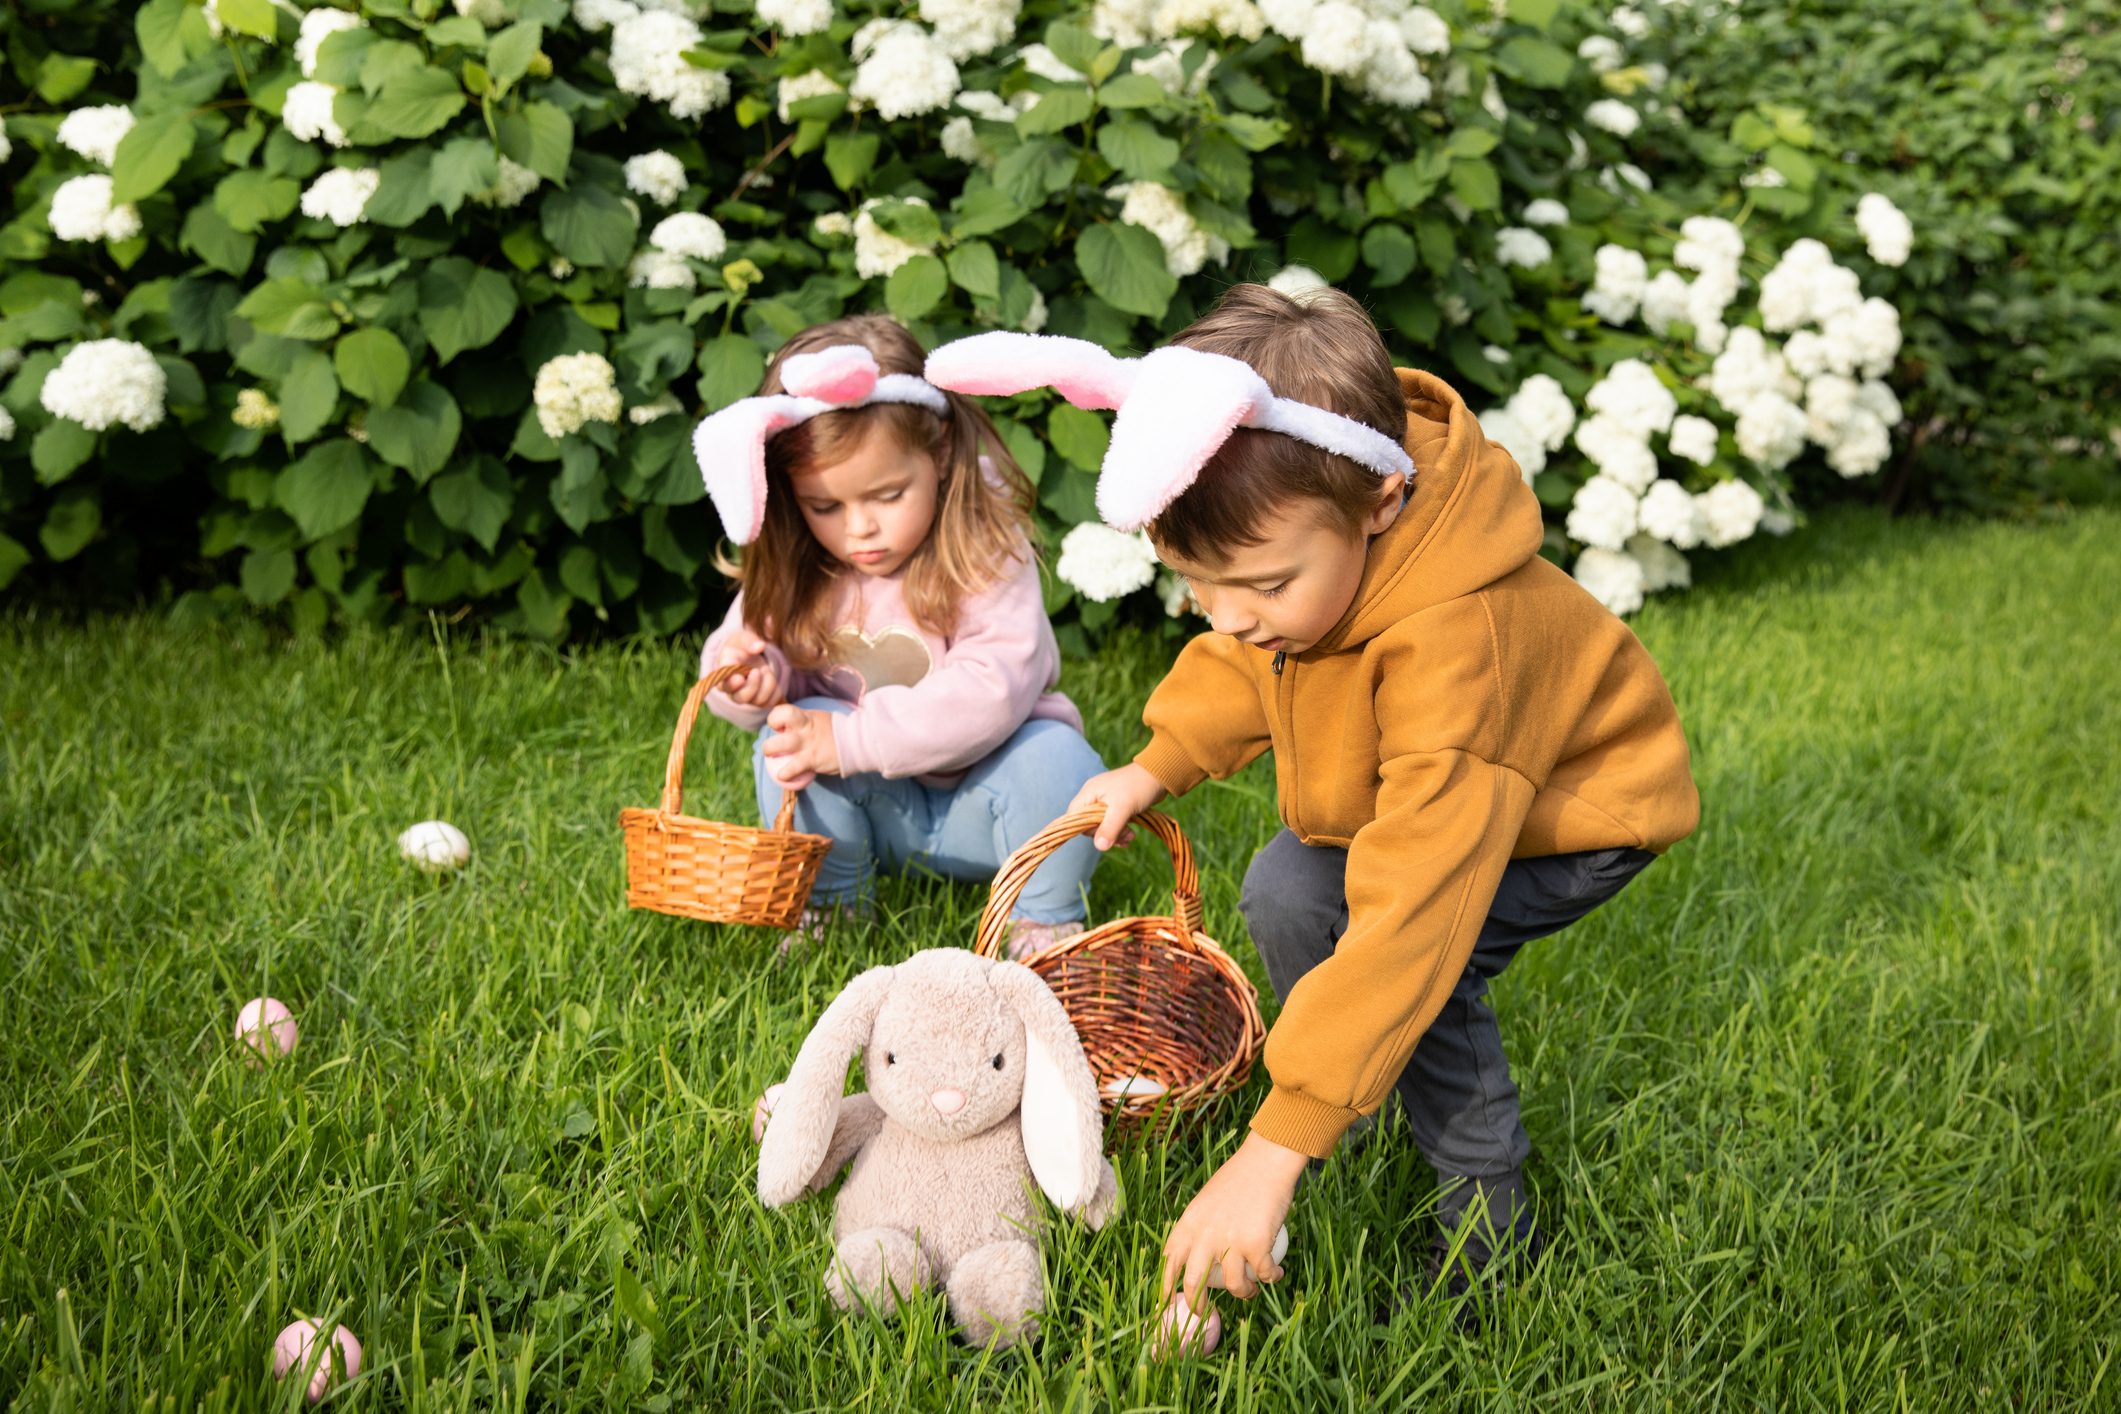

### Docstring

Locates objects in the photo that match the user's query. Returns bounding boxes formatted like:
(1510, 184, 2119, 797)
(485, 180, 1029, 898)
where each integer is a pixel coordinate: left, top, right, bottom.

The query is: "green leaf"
(1048, 404, 1109, 470)
(366, 379, 462, 481)
(488, 21, 543, 88)
(1044, 20, 1101, 75)
(1731, 111, 1775, 152)
(39, 487, 101, 562)
(430, 457, 515, 552)
(356, 39, 423, 95)
(0, 533, 31, 592)
(991, 415, 1045, 485)
(1381, 151, 1448, 211)
(1286, 216, 1359, 283)
(614, 1264, 664, 1339)
(1494, 35, 1574, 88)
(235, 279, 341, 340)
(334, 328, 411, 408)
(1415, 215, 1455, 275)
(277, 439, 374, 540)
(696, 334, 765, 412)
(430, 137, 501, 218)
(110, 113, 197, 205)
(1220, 114, 1285, 152)
(541, 183, 638, 269)
(885, 255, 948, 321)
(1362, 223, 1417, 288)
(824, 133, 879, 192)
(1016, 86, 1095, 136)
(241, 546, 296, 605)
(1446, 127, 1501, 159)
(169, 277, 241, 353)
(870, 200, 943, 247)
(946, 242, 1001, 301)
(216, 0, 277, 39)
(499, 100, 573, 184)
(1097, 118, 1180, 180)
(951, 185, 1029, 239)
(32, 420, 98, 485)
(994, 138, 1078, 206)
(365, 66, 467, 140)
(1076, 222, 1175, 321)
(35, 55, 99, 105)
(1766, 142, 1817, 190)
(1097, 73, 1168, 109)
(137, 0, 205, 78)
(277, 349, 339, 443)
(420, 260, 519, 363)
(364, 148, 436, 227)
(214, 170, 301, 234)
(1448, 157, 1501, 213)
(1507, 0, 1558, 28)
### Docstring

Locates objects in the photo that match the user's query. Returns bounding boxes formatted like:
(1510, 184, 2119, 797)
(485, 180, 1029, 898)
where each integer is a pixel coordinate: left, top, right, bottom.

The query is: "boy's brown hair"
(1148, 283, 1407, 565)
(715, 313, 1036, 670)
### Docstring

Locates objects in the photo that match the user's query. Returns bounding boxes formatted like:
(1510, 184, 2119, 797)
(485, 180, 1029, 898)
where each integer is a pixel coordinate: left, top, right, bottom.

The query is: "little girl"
(692, 314, 1103, 955)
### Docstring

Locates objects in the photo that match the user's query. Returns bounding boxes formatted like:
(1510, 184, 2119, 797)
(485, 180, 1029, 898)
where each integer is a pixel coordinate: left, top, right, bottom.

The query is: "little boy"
(1063, 284, 1700, 1316)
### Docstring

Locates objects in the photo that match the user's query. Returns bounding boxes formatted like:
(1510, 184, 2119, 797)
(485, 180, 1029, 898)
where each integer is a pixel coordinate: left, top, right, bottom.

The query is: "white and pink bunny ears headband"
(923, 332, 1413, 532)
(692, 344, 949, 544)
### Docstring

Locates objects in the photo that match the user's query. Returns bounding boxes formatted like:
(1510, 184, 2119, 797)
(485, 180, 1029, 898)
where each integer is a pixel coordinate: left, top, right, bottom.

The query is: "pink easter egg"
(1150, 1293, 1221, 1359)
(235, 997, 297, 1065)
(272, 1319, 361, 1403)
(751, 1082, 786, 1144)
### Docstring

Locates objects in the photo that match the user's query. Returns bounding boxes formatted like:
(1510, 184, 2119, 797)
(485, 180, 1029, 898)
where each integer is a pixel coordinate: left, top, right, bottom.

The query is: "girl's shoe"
(1003, 917, 1082, 961)
(776, 904, 862, 957)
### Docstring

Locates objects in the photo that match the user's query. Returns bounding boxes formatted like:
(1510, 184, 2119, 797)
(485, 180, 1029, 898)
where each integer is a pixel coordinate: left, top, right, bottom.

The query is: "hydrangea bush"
(0, 0, 1939, 637)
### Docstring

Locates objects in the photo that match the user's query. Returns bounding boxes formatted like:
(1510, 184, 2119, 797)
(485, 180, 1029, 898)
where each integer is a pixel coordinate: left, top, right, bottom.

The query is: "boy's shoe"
(1002, 917, 1082, 961)
(1398, 1225, 1546, 1335)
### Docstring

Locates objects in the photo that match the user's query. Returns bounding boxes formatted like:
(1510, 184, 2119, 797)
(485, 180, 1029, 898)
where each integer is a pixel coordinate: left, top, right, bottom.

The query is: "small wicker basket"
(621, 669, 833, 929)
(973, 808, 1266, 1124)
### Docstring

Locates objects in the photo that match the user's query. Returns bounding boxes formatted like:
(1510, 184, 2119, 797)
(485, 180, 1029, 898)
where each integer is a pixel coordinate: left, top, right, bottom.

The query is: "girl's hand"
(1064, 763, 1168, 850)
(761, 704, 841, 789)
(715, 631, 783, 709)
(1161, 1133, 1306, 1311)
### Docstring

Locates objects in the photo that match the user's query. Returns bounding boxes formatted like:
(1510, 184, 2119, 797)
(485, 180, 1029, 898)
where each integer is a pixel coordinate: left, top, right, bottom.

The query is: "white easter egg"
(234, 997, 297, 1064)
(397, 820, 470, 872)
(1205, 1224, 1289, 1290)
(751, 1082, 786, 1144)
(1101, 1075, 1169, 1099)
(272, 1319, 361, 1403)
(1150, 1294, 1220, 1359)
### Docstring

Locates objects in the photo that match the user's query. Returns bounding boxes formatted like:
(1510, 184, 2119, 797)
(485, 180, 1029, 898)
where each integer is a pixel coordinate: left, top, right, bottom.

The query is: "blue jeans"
(753, 699, 1106, 923)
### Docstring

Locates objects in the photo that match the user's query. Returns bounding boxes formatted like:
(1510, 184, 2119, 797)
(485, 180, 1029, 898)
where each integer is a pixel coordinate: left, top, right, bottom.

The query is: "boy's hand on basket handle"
(1162, 1132, 1304, 1310)
(762, 704, 840, 789)
(1066, 763, 1167, 851)
(715, 631, 783, 709)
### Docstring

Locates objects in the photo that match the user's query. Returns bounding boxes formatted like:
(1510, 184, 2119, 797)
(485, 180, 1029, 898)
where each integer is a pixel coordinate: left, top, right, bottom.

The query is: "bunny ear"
(782, 345, 880, 403)
(925, 333, 1139, 412)
(1096, 346, 1274, 532)
(758, 965, 897, 1206)
(694, 394, 815, 545)
(987, 962, 1103, 1213)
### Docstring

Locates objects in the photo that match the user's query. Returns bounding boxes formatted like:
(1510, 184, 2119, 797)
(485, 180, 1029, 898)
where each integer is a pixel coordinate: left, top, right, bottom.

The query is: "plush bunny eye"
(886, 1052, 896, 1065)
(992, 1053, 1004, 1070)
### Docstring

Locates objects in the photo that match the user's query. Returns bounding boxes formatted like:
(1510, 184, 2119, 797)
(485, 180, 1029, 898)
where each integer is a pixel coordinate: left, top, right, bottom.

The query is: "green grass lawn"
(4, 506, 2118, 1411)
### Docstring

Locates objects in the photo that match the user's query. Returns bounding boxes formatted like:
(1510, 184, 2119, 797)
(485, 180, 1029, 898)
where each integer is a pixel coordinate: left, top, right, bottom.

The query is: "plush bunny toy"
(756, 948, 1121, 1347)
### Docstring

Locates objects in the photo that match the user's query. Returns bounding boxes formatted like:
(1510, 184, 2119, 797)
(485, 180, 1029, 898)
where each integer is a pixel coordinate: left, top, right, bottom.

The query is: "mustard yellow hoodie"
(1135, 368, 1701, 1159)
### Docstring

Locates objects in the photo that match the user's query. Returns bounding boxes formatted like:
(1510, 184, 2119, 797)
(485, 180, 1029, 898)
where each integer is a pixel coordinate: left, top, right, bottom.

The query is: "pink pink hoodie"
(699, 549, 1084, 787)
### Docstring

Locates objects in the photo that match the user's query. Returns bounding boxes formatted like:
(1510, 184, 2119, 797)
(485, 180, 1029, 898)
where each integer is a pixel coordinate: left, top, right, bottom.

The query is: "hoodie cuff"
(1249, 1086, 1364, 1161)
(1134, 734, 1208, 797)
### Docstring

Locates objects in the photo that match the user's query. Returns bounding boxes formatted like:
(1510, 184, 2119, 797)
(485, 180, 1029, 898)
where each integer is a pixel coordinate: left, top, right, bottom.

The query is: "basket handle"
(662, 669, 800, 831)
(973, 808, 1202, 958)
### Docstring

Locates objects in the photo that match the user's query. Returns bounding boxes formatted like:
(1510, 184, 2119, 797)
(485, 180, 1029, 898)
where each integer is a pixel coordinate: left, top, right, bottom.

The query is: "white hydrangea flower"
(1301, 3, 1373, 76)
(573, 0, 638, 31)
(1057, 522, 1159, 602)
(1704, 327, 1801, 417)
(549, 257, 574, 278)
(1673, 216, 1743, 279)
(813, 210, 855, 239)
(1259, 0, 1315, 39)
(1572, 546, 1645, 616)
(1016, 43, 1085, 83)
(1610, 5, 1650, 39)
(1481, 74, 1508, 123)
(1667, 414, 1718, 466)
(282, 81, 349, 147)
(650, 212, 727, 261)
(629, 391, 684, 425)
(628, 250, 695, 290)
(0, 121, 12, 166)
(56, 106, 135, 167)
(297, 7, 365, 78)
(1573, 415, 1657, 493)
(1401, 5, 1450, 54)
(1478, 406, 1544, 480)
(454, 0, 508, 24)
(1824, 411, 1891, 477)
(1803, 373, 1861, 441)
(1856, 378, 1903, 429)
(923, 0, 1020, 59)
(1521, 198, 1570, 227)
(1020, 287, 1049, 333)
(1156, 0, 1266, 41)
(1494, 227, 1552, 268)
(300, 166, 379, 226)
(1759, 505, 1796, 536)
(40, 339, 167, 432)
(758, 0, 832, 34)
(1506, 374, 1575, 453)
(1627, 533, 1690, 592)
(1091, 0, 1158, 44)
(1599, 162, 1652, 195)
(1353, 22, 1430, 107)
(941, 116, 988, 166)
(612, 10, 732, 118)
(1158, 567, 1200, 618)
(1758, 238, 1861, 332)
(0, 405, 14, 441)
(1582, 244, 1648, 324)
(1584, 359, 1677, 438)
(48, 175, 142, 243)
(1855, 192, 1912, 267)
(1733, 390, 1807, 469)
(1564, 127, 1588, 170)
(1111, 181, 1228, 277)
(1823, 297, 1902, 379)
(472, 156, 542, 209)
(1483, 345, 1510, 365)
(851, 20, 960, 119)
(1268, 265, 1328, 297)
(1584, 99, 1640, 137)
(233, 388, 281, 430)
(1694, 478, 1765, 548)
(1637, 478, 1703, 547)
(1640, 270, 1691, 336)
(1577, 35, 1624, 73)
(776, 69, 845, 124)
(853, 197, 935, 278)
(1566, 474, 1640, 551)
(624, 150, 687, 205)
(1740, 164, 1788, 190)
(533, 352, 622, 439)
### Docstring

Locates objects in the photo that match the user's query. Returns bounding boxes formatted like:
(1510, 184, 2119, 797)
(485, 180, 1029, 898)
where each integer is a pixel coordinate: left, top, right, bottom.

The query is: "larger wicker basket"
(621, 669, 833, 929)
(973, 808, 1265, 1123)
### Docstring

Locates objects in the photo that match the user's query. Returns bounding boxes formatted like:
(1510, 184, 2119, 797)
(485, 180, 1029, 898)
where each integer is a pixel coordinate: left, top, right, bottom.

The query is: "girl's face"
(788, 419, 942, 580)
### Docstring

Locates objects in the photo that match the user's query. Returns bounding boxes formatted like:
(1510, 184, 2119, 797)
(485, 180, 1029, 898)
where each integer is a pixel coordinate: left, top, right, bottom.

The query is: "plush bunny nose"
(930, 1087, 967, 1115)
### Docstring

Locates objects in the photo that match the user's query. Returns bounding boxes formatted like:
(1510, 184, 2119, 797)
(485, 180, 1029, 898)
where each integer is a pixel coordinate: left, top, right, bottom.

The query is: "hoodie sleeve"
(829, 556, 1059, 779)
(1132, 632, 1273, 795)
(698, 592, 798, 733)
(1246, 633, 1539, 1160)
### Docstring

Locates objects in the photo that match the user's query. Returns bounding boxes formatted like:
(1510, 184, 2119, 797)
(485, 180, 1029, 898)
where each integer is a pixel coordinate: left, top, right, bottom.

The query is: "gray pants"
(1241, 830, 1655, 1251)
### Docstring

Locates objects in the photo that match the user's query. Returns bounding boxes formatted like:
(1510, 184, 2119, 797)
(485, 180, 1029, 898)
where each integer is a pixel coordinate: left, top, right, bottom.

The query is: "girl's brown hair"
(714, 313, 1037, 670)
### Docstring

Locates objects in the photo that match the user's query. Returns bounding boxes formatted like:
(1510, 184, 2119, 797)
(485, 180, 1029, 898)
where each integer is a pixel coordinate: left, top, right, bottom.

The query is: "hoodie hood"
(1316, 368, 1546, 653)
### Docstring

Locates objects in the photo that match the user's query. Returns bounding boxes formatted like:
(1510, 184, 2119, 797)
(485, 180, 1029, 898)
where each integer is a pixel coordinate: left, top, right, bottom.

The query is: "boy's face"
(1154, 481, 1403, 657)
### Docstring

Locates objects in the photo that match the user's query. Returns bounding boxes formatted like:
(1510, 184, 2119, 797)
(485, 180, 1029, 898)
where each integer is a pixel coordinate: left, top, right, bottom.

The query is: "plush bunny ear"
(1097, 346, 1274, 532)
(781, 345, 880, 403)
(987, 962, 1104, 1213)
(925, 332, 1138, 412)
(693, 394, 815, 545)
(758, 965, 897, 1207)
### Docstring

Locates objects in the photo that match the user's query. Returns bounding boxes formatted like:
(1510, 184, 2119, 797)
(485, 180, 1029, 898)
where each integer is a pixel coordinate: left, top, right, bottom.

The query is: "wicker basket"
(973, 808, 1265, 1123)
(621, 669, 833, 929)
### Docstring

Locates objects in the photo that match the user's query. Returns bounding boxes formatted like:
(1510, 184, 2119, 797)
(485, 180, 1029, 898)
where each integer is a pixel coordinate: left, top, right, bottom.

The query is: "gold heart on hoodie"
(822, 625, 934, 699)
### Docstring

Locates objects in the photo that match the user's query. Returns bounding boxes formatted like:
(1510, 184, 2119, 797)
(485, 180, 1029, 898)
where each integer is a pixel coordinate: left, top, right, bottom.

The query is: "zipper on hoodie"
(1271, 649, 1286, 676)
(1272, 650, 1299, 835)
